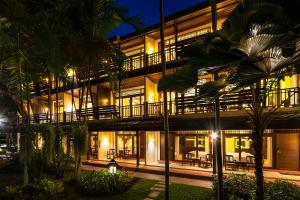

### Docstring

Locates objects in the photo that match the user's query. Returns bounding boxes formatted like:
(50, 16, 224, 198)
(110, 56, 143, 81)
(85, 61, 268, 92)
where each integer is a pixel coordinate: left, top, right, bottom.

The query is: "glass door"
(116, 132, 136, 160)
(89, 133, 98, 159)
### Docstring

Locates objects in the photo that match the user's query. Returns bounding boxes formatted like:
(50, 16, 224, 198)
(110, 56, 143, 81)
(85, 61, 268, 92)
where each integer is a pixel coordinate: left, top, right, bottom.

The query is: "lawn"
(0, 161, 214, 200)
(62, 178, 214, 200)
(156, 183, 214, 200)
(62, 178, 157, 200)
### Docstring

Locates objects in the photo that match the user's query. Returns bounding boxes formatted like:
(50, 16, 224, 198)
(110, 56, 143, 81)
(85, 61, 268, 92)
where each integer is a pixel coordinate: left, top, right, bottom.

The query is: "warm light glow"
(148, 92, 154, 103)
(102, 138, 109, 148)
(44, 107, 48, 113)
(67, 69, 75, 77)
(109, 166, 117, 173)
(87, 103, 93, 108)
(65, 103, 74, 112)
(103, 98, 109, 104)
(211, 132, 218, 140)
(148, 137, 155, 150)
(148, 47, 154, 54)
(37, 135, 44, 149)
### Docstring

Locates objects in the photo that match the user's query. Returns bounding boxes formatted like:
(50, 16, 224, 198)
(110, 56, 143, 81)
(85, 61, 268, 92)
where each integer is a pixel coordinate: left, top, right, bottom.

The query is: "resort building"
(29, 0, 300, 171)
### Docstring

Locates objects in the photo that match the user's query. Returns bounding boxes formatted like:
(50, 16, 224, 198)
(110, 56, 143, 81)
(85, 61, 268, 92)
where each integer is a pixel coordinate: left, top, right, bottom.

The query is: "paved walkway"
(84, 160, 300, 183)
(144, 181, 165, 200)
(82, 164, 212, 188)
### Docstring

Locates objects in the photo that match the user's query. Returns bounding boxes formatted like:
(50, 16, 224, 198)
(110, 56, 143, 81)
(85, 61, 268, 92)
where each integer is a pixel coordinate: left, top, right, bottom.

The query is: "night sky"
(110, 0, 206, 37)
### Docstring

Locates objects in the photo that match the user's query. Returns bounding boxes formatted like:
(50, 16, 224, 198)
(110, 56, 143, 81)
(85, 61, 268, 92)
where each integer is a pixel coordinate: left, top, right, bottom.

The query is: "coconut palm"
(158, 0, 300, 199)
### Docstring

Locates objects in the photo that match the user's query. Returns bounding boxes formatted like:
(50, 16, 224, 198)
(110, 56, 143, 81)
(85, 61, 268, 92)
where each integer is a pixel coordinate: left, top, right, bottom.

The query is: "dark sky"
(109, 0, 206, 37)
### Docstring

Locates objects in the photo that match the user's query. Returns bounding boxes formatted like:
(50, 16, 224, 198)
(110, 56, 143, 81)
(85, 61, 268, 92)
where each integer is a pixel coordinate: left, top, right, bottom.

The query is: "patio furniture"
(180, 153, 193, 166)
(224, 155, 237, 170)
(117, 150, 124, 159)
(123, 149, 131, 159)
(192, 158, 200, 166)
(107, 149, 115, 159)
(246, 156, 255, 170)
(90, 148, 98, 159)
(199, 154, 212, 168)
(236, 161, 247, 170)
(181, 159, 192, 166)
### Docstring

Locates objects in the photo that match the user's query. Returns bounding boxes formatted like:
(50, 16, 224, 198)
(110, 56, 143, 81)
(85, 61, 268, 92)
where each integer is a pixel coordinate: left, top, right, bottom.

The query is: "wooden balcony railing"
(29, 33, 208, 93)
(27, 87, 300, 124)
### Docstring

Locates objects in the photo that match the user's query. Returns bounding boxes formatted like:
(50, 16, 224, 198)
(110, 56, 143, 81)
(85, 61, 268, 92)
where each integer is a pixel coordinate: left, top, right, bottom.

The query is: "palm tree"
(159, 0, 170, 199)
(209, 0, 224, 199)
(158, 0, 300, 199)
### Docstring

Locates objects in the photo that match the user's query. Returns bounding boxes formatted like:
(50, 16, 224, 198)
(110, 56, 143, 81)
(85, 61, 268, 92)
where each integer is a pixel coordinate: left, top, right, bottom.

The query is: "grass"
(62, 178, 214, 200)
(156, 183, 214, 200)
(63, 178, 157, 200)
(0, 162, 214, 200)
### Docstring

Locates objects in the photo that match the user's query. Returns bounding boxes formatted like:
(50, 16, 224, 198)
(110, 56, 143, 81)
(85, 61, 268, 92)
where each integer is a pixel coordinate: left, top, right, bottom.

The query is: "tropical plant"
(40, 124, 56, 171)
(72, 122, 88, 181)
(79, 170, 134, 196)
(0, 0, 141, 184)
(1, 177, 64, 200)
(158, 0, 300, 199)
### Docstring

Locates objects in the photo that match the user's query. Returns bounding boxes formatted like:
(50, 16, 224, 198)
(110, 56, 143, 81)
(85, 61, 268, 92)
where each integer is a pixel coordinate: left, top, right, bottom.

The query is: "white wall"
(98, 132, 115, 160)
(146, 131, 160, 165)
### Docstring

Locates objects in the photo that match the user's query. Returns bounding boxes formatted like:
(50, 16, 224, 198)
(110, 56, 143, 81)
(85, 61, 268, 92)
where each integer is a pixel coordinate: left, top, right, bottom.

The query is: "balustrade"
(27, 87, 300, 124)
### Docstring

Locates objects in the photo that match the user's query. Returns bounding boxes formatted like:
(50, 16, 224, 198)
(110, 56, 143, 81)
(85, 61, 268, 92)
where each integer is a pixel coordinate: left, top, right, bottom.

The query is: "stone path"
(144, 181, 166, 200)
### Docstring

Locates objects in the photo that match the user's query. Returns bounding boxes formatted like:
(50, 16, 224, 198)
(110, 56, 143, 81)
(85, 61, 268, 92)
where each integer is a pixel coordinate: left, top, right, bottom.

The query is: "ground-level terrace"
(87, 125, 300, 171)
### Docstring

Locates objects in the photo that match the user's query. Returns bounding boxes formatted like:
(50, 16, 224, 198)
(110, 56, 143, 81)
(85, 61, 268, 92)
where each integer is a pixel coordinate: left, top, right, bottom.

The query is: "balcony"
(27, 87, 300, 125)
(29, 32, 208, 94)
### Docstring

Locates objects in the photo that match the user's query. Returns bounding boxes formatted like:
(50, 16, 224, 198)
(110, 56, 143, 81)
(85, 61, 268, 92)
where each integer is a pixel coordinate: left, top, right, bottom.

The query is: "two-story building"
(29, 0, 300, 172)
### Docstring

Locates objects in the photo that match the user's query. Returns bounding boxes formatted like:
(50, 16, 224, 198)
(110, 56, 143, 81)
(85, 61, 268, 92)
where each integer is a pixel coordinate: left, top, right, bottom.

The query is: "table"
(236, 161, 247, 170)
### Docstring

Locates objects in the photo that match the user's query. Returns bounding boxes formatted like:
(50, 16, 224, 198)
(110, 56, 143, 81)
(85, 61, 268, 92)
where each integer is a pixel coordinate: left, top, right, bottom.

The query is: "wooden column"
(272, 133, 277, 169)
(136, 130, 140, 167)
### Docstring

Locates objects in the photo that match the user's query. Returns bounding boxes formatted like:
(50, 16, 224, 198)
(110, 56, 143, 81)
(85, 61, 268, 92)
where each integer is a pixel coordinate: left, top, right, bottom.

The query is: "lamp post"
(211, 131, 217, 174)
(108, 159, 118, 174)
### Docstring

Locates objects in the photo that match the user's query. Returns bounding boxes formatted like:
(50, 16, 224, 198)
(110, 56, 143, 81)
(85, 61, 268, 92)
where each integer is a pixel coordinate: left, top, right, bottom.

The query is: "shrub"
(265, 180, 300, 200)
(31, 177, 64, 197)
(79, 170, 134, 196)
(0, 177, 64, 200)
(213, 174, 256, 200)
(0, 186, 23, 200)
(214, 174, 300, 200)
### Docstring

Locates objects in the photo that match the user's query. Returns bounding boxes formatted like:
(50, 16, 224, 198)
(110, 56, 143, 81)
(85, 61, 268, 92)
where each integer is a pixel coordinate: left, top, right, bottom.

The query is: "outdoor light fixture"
(211, 132, 218, 140)
(108, 159, 118, 174)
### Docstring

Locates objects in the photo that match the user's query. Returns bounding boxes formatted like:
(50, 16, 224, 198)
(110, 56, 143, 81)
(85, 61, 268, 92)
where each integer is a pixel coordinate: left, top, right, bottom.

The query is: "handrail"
(27, 87, 300, 124)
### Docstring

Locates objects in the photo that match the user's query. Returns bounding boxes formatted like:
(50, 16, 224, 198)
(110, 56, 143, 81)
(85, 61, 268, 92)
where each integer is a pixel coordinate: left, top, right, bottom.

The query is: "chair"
(199, 153, 212, 168)
(118, 150, 124, 159)
(124, 149, 131, 159)
(106, 149, 115, 159)
(181, 153, 193, 166)
(224, 155, 237, 170)
(246, 156, 255, 170)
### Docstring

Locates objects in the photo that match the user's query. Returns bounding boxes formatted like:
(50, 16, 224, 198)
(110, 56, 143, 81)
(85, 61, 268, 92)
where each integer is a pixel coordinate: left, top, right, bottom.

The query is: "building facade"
(29, 0, 300, 171)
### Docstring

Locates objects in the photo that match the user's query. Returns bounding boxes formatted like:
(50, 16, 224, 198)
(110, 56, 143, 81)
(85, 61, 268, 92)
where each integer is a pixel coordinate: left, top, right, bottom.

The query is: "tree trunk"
(24, 63, 30, 185)
(253, 124, 264, 200)
(252, 83, 265, 200)
(48, 71, 52, 123)
(159, 0, 170, 200)
(215, 97, 224, 200)
(210, 0, 224, 199)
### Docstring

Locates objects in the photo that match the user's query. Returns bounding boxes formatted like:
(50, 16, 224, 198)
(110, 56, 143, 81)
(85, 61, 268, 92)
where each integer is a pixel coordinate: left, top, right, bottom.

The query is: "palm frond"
(194, 77, 228, 101)
(158, 64, 198, 92)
